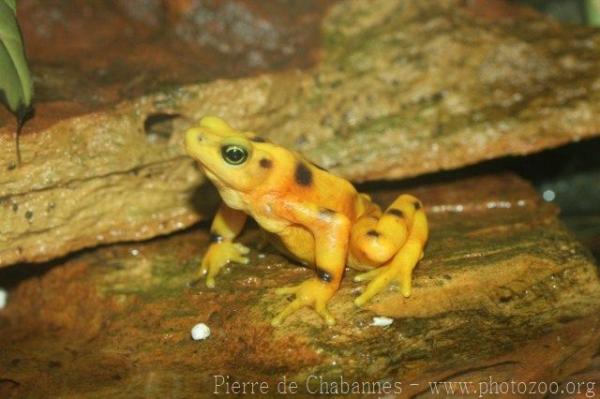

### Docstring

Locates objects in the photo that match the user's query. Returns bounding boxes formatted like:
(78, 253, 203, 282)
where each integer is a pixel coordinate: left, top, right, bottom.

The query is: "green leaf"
(4, 0, 15, 13)
(0, 0, 33, 165)
(0, 0, 33, 120)
(587, 0, 600, 26)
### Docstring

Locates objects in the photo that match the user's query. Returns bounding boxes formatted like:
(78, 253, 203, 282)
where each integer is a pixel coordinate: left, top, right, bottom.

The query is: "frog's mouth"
(202, 168, 218, 183)
(201, 167, 229, 191)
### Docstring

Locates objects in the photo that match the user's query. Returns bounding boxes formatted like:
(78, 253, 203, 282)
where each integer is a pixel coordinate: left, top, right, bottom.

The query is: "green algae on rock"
(0, 173, 598, 396)
(2, 0, 600, 267)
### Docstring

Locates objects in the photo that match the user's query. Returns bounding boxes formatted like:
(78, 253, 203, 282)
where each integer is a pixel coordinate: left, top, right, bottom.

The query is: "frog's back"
(280, 153, 359, 221)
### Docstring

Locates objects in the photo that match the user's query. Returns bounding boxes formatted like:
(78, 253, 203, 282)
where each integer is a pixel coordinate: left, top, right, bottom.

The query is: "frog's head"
(185, 116, 275, 192)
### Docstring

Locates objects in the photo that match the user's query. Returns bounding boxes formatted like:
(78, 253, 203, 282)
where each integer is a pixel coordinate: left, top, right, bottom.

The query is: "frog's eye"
(221, 144, 248, 165)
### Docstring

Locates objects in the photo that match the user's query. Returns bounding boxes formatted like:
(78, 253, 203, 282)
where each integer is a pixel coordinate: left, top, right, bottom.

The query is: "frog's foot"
(196, 241, 250, 288)
(354, 265, 407, 307)
(272, 278, 337, 327)
(354, 243, 422, 307)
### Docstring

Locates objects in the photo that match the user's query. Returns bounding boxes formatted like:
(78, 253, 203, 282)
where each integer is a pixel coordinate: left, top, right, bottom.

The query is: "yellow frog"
(184, 117, 428, 326)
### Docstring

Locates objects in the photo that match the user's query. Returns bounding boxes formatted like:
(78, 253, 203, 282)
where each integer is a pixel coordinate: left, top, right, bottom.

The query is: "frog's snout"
(184, 128, 203, 154)
(185, 129, 204, 162)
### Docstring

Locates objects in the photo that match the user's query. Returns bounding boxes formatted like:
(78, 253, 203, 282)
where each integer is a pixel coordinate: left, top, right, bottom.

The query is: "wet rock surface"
(2, 0, 600, 267)
(0, 173, 598, 397)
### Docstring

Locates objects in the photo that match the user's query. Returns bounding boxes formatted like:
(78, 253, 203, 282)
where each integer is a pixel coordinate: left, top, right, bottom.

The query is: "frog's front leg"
(197, 203, 249, 287)
(271, 203, 350, 327)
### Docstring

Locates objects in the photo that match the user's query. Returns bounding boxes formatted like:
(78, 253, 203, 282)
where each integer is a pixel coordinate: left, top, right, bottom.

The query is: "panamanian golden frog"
(184, 117, 428, 326)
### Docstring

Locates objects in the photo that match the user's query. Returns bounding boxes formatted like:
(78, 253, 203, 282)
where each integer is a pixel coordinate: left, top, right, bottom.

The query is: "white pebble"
(371, 316, 394, 327)
(191, 323, 211, 340)
(542, 189, 556, 202)
(0, 288, 7, 309)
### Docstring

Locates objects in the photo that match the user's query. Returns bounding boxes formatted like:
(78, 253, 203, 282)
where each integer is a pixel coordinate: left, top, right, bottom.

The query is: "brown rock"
(2, 0, 600, 267)
(0, 173, 598, 396)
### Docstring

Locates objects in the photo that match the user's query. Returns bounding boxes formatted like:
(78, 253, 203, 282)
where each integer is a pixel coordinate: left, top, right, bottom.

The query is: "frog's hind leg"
(349, 194, 415, 268)
(352, 195, 428, 306)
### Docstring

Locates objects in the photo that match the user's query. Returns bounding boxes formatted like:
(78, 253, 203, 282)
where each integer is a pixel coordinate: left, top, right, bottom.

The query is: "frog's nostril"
(197, 134, 203, 142)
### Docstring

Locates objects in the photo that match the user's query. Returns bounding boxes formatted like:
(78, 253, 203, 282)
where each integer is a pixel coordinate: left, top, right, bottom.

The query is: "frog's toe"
(197, 262, 209, 278)
(271, 300, 304, 327)
(315, 301, 336, 326)
(230, 253, 250, 266)
(274, 285, 300, 295)
(272, 297, 336, 327)
(394, 269, 412, 297)
(190, 258, 210, 283)
(354, 267, 395, 307)
(271, 278, 337, 326)
(204, 259, 226, 288)
(234, 243, 250, 254)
